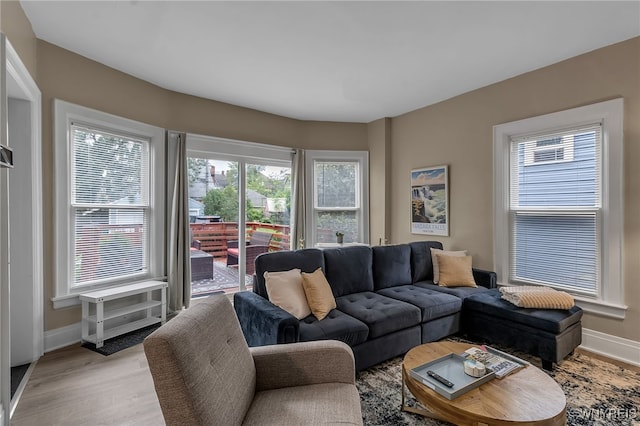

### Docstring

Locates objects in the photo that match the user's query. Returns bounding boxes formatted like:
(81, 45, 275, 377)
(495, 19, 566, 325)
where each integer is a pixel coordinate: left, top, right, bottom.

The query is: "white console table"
(79, 281, 167, 348)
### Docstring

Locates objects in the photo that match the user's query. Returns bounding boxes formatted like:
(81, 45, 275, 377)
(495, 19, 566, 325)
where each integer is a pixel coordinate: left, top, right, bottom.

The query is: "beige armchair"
(144, 295, 363, 426)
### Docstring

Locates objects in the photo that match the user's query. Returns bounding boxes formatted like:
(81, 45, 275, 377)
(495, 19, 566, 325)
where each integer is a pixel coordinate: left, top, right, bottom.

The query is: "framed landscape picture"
(411, 165, 449, 236)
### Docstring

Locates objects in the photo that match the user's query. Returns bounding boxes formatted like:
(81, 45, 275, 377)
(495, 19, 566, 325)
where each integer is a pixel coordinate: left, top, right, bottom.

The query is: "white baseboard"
(580, 328, 640, 367)
(44, 322, 81, 353)
(43, 312, 154, 353)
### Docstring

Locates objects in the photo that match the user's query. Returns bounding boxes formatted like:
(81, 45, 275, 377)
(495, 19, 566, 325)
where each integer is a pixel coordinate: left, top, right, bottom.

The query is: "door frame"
(6, 39, 43, 368)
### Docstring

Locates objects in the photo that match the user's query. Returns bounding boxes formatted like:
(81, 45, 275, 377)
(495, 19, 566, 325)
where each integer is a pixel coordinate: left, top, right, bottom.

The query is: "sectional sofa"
(234, 241, 497, 371)
(234, 241, 583, 371)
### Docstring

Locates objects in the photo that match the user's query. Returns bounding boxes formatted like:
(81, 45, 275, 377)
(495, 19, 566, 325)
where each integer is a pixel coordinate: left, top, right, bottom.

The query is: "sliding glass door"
(187, 156, 243, 296)
(186, 135, 292, 296)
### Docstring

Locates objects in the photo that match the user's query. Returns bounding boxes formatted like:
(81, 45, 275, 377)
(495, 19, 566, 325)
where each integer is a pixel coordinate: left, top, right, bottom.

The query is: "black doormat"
(11, 363, 31, 399)
(81, 323, 161, 356)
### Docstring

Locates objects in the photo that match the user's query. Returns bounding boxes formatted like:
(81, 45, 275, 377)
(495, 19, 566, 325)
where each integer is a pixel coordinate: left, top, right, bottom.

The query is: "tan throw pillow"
(264, 269, 311, 319)
(500, 286, 575, 309)
(436, 254, 477, 288)
(301, 268, 336, 321)
(430, 248, 467, 284)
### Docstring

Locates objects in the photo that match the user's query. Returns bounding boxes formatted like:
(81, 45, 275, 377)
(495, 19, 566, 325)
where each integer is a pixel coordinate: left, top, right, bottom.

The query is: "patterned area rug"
(357, 339, 640, 426)
(191, 261, 252, 296)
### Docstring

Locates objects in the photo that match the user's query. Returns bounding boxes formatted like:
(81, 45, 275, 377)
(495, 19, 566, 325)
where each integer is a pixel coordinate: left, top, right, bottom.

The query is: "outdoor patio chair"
(144, 295, 362, 426)
(227, 231, 273, 275)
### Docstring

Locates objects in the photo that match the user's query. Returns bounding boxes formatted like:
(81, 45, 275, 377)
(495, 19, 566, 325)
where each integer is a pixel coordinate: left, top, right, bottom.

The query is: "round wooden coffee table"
(402, 342, 566, 425)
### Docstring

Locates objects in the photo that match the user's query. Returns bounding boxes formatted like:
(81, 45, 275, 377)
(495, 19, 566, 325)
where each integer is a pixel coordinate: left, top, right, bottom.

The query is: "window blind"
(509, 124, 602, 294)
(70, 124, 150, 286)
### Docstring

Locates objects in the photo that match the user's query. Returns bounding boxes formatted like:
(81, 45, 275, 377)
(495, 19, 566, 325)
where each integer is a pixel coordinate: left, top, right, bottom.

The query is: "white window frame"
(53, 100, 165, 308)
(493, 98, 625, 318)
(305, 150, 369, 247)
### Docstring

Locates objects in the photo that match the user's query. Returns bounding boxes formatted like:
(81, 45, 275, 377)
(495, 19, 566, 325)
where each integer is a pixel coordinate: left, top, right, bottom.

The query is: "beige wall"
(388, 37, 640, 342)
(368, 118, 391, 245)
(0, 0, 37, 79)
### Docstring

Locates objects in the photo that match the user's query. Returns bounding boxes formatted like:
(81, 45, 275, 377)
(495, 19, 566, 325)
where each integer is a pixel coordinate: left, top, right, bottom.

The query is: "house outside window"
(523, 135, 574, 165)
(493, 99, 624, 318)
(53, 100, 165, 308)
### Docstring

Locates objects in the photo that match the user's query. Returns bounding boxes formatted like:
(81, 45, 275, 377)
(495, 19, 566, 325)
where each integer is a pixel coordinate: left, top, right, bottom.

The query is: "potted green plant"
(335, 231, 344, 244)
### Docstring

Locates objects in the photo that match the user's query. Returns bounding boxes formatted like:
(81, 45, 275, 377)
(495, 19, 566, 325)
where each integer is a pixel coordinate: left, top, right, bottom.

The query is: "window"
(511, 126, 600, 293)
(494, 99, 624, 318)
(53, 100, 165, 308)
(306, 151, 369, 246)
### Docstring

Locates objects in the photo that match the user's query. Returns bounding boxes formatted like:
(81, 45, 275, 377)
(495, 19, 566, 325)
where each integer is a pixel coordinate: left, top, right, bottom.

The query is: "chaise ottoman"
(462, 289, 583, 370)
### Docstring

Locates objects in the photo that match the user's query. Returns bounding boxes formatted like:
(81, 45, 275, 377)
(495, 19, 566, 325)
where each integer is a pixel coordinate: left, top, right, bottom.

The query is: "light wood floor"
(11, 343, 165, 426)
(10, 336, 639, 425)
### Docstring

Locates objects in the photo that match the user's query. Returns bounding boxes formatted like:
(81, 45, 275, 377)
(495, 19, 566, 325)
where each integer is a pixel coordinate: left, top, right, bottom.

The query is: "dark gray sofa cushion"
(377, 285, 461, 322)
(299, 309, 369, 346)
(372, 244, 412, 290)
(409, 241, 443, 283)
(254, 248, 324, 298)
(415, 282, 491, 300)
(351, 326, 421, 371)
(323, 246, 374, 297)
(336, 292, 421, 338)
(463, 289, 583, 334)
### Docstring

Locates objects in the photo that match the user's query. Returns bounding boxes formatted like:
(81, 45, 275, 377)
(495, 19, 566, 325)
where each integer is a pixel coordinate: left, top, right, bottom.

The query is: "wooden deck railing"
(73, 221, 290, 283)
(190, 222, 290, 260)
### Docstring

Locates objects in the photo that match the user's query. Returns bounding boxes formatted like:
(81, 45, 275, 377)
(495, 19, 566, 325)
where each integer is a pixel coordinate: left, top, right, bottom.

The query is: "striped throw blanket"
(500, 286, 575, 310)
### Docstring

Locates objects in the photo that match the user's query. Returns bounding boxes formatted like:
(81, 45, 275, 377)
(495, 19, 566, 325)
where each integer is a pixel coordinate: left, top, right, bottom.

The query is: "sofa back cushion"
(323, 245, 374, 297)
(144, 295, 256, 425)
(409, 241, 444, 283)
(372, 244, 412, 290)
(254, 248, 325, 299)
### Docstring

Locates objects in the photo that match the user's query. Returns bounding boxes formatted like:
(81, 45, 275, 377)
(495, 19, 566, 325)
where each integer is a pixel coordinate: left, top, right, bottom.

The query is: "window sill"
(574, 296, 627, 319)
(52, 294, 81, 309)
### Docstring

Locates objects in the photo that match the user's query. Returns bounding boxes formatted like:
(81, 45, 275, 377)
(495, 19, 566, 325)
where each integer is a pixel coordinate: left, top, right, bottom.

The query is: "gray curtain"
(291, 148, 306, 250)
(166, 132, 191, 310)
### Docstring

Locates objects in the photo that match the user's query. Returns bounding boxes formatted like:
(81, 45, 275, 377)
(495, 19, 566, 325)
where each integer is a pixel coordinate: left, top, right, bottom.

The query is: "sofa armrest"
(233, 291, 299, 346)
(473, 268, 497, 289)
(251, 340, 356, 391)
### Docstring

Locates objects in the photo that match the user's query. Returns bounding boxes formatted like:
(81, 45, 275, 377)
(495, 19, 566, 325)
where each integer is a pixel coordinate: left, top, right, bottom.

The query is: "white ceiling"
(20, 1, 640, 123)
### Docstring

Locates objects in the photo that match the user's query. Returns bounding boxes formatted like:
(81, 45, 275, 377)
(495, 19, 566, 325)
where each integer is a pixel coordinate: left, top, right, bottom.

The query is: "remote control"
(427, 370, 454, 388)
